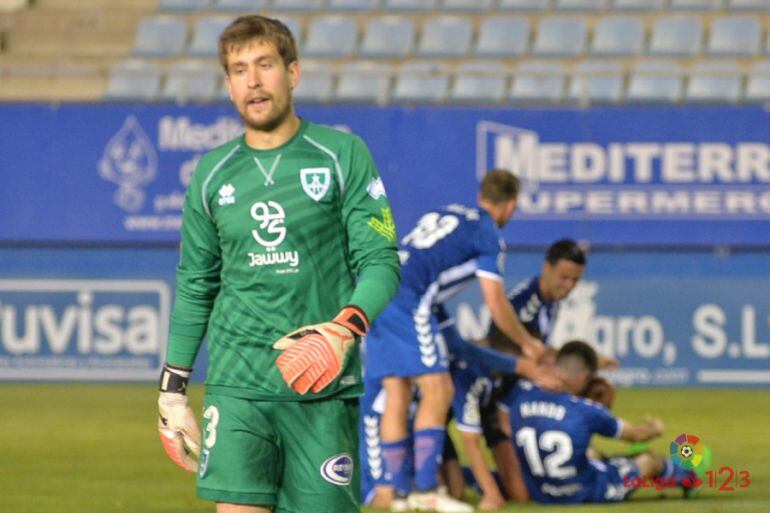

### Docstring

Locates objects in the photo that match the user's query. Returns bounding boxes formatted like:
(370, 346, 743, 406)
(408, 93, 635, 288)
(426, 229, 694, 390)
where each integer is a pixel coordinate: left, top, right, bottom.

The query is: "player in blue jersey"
(501, 340, 699, 504)
(365, 170, 549, 512)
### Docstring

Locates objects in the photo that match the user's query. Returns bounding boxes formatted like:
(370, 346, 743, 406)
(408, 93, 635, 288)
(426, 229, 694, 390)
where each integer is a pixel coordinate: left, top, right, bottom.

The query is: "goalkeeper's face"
(225, 38, 300, 134)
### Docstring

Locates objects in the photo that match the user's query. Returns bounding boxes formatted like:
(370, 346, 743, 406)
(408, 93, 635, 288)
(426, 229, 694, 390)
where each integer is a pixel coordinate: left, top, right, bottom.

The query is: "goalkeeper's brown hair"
(218, 15, 298, 73)
(479, 169, 521, 204)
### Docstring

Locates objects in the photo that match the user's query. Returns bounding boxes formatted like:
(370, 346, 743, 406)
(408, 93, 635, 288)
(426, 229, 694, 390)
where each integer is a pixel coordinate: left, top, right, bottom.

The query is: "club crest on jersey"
(300, 168, 331, 201)
(320, 453, 353, 486)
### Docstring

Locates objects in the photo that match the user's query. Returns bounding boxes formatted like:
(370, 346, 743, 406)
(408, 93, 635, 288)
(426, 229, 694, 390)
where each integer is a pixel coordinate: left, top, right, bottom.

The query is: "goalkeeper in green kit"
(156, 15, 400, 513)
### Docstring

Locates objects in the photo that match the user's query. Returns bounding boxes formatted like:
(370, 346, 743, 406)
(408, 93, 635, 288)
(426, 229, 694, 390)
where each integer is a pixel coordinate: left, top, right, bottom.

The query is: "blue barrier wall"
(0, 105, 767, 385)
(0, 247, 767, 387)
(1, 104, 769, 246)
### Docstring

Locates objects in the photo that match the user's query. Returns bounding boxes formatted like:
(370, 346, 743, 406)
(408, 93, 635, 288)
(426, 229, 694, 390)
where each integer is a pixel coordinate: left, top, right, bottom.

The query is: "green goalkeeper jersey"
(166, 119, 400, 401)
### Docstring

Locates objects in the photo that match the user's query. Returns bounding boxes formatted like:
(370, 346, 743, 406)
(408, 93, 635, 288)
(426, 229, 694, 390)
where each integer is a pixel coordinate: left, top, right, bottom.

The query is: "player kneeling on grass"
(500, 340, 700, 504)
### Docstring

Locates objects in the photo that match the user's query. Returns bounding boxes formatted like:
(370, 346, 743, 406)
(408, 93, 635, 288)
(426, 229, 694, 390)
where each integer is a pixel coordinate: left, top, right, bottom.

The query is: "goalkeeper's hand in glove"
(157, 364, 201, 472)
(273, 306, 369, 395)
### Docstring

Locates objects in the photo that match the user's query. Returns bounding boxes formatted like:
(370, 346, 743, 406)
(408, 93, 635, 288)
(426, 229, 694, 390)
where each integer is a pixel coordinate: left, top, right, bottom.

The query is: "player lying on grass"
(500, 340, 700, 504)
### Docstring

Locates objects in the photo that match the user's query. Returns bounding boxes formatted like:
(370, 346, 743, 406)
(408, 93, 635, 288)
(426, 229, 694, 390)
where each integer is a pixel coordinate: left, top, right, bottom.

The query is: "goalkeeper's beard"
(238, 91, 294, 134)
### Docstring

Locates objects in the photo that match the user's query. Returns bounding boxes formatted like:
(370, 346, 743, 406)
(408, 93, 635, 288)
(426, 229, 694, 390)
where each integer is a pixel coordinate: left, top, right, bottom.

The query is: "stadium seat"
(568, 60, 624, 103)
(214, 0, 269, 11)
(188, 16, 234, 56)
(509, 60, 566, 102)
(392, 61, 448, 103)
(157, 0, 212, 11)
(532, 17, 587, 56)
(590, 16, 645, 56)
(670, 0, 722, 9)
(272, 0, 324, 10)
(449, 60, 508, 103)
(613, 0, 665, 10)
(648, 16, 703, 56)
(744, 62, 770, 101)
(104, 59, 163, 101)
(706, 16, 761, 56)
(475, 16, 530, 56)
(132, 15, 188, 57)
(328, 0, 380, 9)
(161, 59, 222, 103)
(360, 16, 415, 57)
(416, 16, 473, 57)
(293, 60, 333, 103)
(276, 16, 302, 42)
(303, 16, 358, 57)
(441, 0, 495, 11)
(684, 61, 742, 103)
(499, 0, 551, 10)
(626, 60, 683, 102)
(553, 0, 609, 10)
(335, 61, 391, 102)
(727, 0, 770, 9)
(383, 0, 438, 10)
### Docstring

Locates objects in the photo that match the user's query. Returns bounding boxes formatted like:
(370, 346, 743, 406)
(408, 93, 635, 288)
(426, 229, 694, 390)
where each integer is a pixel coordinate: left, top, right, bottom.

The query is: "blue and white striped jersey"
(397, 203, 505, 308)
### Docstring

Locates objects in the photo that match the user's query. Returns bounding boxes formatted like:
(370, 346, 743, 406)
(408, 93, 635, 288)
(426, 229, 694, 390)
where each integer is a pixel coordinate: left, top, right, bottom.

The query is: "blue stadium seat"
(392, 62, 448, 103)
(161, 59, 221, 103)
(648, 16, 703, 56)
(416, 16, 473, 57)
(188, 16, 234, 56)
(271, 0, 323, 10)
(275, 16, 302, 42)
(450, 61, 508, 103)
(499, 0, 551, 10)
(441, 0, 495, 11)
(360, 16, 415, 57)
(684, 61, 742, 103)
(303, 16, 358, 57)
(157, 0, 212, 11)
(214, 0, 269, 11)
(475, 16, 530, 56)
(132, 15, 188, 57)
(104, 59, 163, 101)
(590, 16, 645, 55)
(728, 0, 770, 9)
(568, 60, 624, 103)
(335, 61, 391, 102)
(613, 0, 665, 10)
(384, 0, 438, 10)
(328, 0, 380, 9)
(509, 61, 566, 102)
(532, 17, 587, 56)
(626, 60, 684, 102)
(706, 16, 761, 56)
(670, 0, 722, 9)
(553, 0, 609, 10)
(744, 62, 770, 102)
(293, 60, 334, 103)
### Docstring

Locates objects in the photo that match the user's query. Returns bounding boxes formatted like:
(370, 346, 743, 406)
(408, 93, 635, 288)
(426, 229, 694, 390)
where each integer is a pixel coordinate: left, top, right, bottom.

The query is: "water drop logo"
(99, 115, 158, 212)
(670, 433, 705, 470)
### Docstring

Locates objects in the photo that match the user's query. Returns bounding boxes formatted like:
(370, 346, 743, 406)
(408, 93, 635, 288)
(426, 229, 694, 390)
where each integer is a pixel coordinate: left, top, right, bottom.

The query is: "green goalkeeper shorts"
(196, 392, 360, 513)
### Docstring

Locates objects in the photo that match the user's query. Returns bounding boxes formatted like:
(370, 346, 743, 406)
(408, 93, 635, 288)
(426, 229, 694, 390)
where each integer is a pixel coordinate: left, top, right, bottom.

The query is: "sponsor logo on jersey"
(368, 207, 397, 243)
(248, 201, 300, 271)
(320, 453, 353, 486)
(301, 167, 331, 201)
(218, 184, 235, 206)
(99, 116, 158, 213)
(366, 177, 387, 200)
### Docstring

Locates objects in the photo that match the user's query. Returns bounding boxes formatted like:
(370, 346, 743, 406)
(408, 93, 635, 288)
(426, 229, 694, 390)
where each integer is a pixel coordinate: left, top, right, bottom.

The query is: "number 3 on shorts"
(203, 405, 220, 448)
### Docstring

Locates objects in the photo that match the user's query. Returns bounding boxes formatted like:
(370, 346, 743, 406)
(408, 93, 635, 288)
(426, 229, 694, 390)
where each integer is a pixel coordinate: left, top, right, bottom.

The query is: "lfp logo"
(670, 433, 706, 470)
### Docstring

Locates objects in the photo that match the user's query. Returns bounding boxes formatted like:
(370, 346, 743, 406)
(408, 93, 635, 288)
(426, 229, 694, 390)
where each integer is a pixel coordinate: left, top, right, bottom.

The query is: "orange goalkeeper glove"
(273, 306, 369, 395)
(157, 364, 201, 472)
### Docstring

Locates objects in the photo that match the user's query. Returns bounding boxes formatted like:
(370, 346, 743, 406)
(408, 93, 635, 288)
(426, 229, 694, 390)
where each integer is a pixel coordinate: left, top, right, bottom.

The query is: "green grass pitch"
(1, 385, 767, 513)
